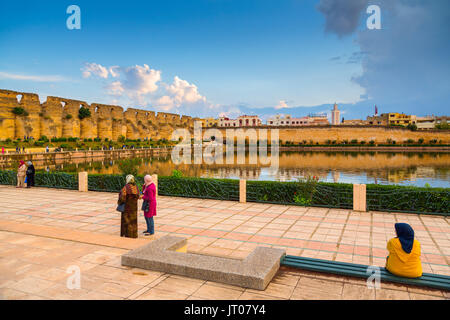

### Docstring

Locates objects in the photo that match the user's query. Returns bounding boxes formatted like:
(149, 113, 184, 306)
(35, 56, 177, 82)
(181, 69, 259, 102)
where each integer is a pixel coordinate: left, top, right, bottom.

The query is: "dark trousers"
(26, 174, 35, 187)
(144, 216, 154, 234)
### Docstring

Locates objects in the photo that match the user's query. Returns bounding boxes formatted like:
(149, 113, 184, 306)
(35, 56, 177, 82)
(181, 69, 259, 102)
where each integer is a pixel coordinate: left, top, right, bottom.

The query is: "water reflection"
(1, 151, 449, 187)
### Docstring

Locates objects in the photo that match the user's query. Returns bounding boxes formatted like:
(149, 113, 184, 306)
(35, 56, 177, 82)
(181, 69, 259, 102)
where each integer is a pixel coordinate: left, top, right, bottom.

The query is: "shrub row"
(0, 170, 78, 190)
(0, 171, 448, 215)
(158, 176, 240, 201)
(366, 184, 449, 215)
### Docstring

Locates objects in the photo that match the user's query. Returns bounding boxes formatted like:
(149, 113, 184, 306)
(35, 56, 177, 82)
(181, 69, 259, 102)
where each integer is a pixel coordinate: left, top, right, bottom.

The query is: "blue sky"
(0, 0, 449, 120)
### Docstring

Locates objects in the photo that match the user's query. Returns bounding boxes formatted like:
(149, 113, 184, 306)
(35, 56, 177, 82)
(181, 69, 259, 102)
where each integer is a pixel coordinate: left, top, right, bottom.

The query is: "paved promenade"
(0, 185, 448, 300)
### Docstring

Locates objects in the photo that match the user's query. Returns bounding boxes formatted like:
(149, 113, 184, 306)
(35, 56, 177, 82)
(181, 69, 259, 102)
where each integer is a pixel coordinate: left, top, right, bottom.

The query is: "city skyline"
(1, 0, 449, 121)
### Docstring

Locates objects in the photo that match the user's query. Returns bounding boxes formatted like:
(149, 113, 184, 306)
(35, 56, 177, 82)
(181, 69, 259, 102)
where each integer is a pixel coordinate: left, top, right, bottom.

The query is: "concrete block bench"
(121, 235, 286, 290)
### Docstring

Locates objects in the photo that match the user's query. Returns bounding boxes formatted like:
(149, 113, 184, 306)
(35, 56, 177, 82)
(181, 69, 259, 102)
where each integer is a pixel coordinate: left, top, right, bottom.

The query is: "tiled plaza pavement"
(0, 185, 449, 300)
(0, 231, 448, 300)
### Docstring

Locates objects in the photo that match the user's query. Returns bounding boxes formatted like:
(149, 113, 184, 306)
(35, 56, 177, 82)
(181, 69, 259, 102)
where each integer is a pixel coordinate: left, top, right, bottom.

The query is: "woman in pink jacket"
(142, 175, 157, 236)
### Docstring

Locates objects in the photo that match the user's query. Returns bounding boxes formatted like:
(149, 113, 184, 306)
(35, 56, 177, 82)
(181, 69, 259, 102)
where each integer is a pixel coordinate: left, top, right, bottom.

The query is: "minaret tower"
(331, 102, 340, 125)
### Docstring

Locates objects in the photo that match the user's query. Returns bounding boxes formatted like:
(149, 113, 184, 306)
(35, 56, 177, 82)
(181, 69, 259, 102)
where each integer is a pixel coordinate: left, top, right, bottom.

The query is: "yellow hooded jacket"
(386, 238, 422, 278)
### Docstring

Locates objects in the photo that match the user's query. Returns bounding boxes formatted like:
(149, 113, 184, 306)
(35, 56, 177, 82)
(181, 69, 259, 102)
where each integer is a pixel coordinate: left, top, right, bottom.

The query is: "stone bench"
(121, 235, 285, 290)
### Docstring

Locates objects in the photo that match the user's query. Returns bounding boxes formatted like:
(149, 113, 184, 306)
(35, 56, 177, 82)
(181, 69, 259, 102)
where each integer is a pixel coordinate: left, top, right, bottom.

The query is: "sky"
(0, 0, 449, 121)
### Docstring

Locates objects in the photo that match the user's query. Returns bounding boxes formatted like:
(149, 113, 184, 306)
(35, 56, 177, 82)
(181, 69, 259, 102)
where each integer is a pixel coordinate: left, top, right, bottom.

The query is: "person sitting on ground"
(386, 223, 422, 278)
(141, 174, 157, 236)
(17, 160, 27, 188)
(118, 174, 139, 238)
(26, 161, 35, 188)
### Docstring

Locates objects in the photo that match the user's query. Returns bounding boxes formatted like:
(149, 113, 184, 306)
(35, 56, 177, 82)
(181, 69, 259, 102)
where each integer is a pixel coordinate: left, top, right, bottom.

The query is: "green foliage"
(51, 137, 67, 142)
(0, 170, 447, 215)
(366, 184, 449, 215)
(117, 158, 141, 177)
(435, 122, 449, 130)
(247, 180, 353, 209)
(293, 176, 319, 205)
(87, 174, 127, 192)
(407, 123, 418, 131)
(34, 172, 78, 189)
(158, 176, 240, 201)
(65, 114, 73, 120)
(78, 107, 91, 120)
(12, 107, 28, 116)
(0, 170, 16, 185)
(0, 171, 78, 190)
(171, 169, 183, 178)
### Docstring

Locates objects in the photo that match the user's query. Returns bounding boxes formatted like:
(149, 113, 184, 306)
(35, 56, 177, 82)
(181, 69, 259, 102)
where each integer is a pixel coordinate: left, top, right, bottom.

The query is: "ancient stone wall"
(214, 126, 450, 144)
(0, 89, 198, 141)
(0, 90, 19, 140)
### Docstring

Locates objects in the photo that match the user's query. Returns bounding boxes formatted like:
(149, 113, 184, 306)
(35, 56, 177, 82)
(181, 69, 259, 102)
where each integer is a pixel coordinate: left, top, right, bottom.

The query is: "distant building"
(266, 113, 329, 126)
(266, 114, 310, 126)
(416, 115, 448, 129)
(219, 115, 261, 127)
(416, 116, 436, 130)
(331, 103, 340, 125)
(307, 113, 329, 126)
(203, 117, 219, 127)
(366, 113, 417, 126)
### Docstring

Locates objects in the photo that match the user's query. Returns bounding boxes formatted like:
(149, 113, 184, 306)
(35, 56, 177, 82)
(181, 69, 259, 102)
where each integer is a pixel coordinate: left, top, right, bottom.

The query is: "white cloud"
(274, 100, 289, 110)
(81, 62, 109, 79)
(105, 81, 124, 96)
(81, 62, 225, 117)
(167, 76, 206, 105)
(109, 66, 120, 78)
(119, 64, 161, 96)
(0, 71, 67, 82)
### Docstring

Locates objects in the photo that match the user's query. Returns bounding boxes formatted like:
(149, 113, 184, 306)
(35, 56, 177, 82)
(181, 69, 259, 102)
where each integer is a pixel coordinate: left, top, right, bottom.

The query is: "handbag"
(116, 184, 129, 213)
(24, 176, 28, 184)
(141, 200, 150, 212)
(116, 203, 125, 213)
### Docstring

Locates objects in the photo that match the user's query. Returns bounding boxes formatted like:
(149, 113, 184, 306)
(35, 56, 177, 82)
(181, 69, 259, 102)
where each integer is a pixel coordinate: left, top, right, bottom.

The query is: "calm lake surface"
(2, 151, 449, 188)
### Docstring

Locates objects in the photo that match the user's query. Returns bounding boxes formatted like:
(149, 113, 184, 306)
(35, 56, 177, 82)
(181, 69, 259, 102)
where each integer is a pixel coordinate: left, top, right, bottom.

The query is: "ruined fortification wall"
(0, 90, 19, 140)
(215, 126, 450, 144)
(0, 89, 196, 141)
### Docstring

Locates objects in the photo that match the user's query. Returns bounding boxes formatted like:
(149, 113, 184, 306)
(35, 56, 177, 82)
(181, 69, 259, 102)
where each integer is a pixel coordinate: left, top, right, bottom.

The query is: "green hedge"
(158, 176, 240, 201)
(0, 170, 78, 190)
(367, 184, 449, 215)
(0, 170, 16, 185)
(246, 180, 353, 209)
(87, 174, 145, 192)
(0, 170, 448, 215)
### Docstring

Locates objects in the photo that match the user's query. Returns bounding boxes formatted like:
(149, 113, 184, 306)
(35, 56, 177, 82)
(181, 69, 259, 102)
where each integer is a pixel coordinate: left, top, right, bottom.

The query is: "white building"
(267, 114, 328, 126)
(219, 115, 262, 127)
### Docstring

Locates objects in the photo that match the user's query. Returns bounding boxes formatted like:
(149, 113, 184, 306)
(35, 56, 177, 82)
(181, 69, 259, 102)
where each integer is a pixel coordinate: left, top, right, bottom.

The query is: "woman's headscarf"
(126, 174, 135, 185)
(19, 160, 25, 168)
(395, 223, 414, 254)
(27, 161, 32, 166)
(144, 174, 152, 186)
